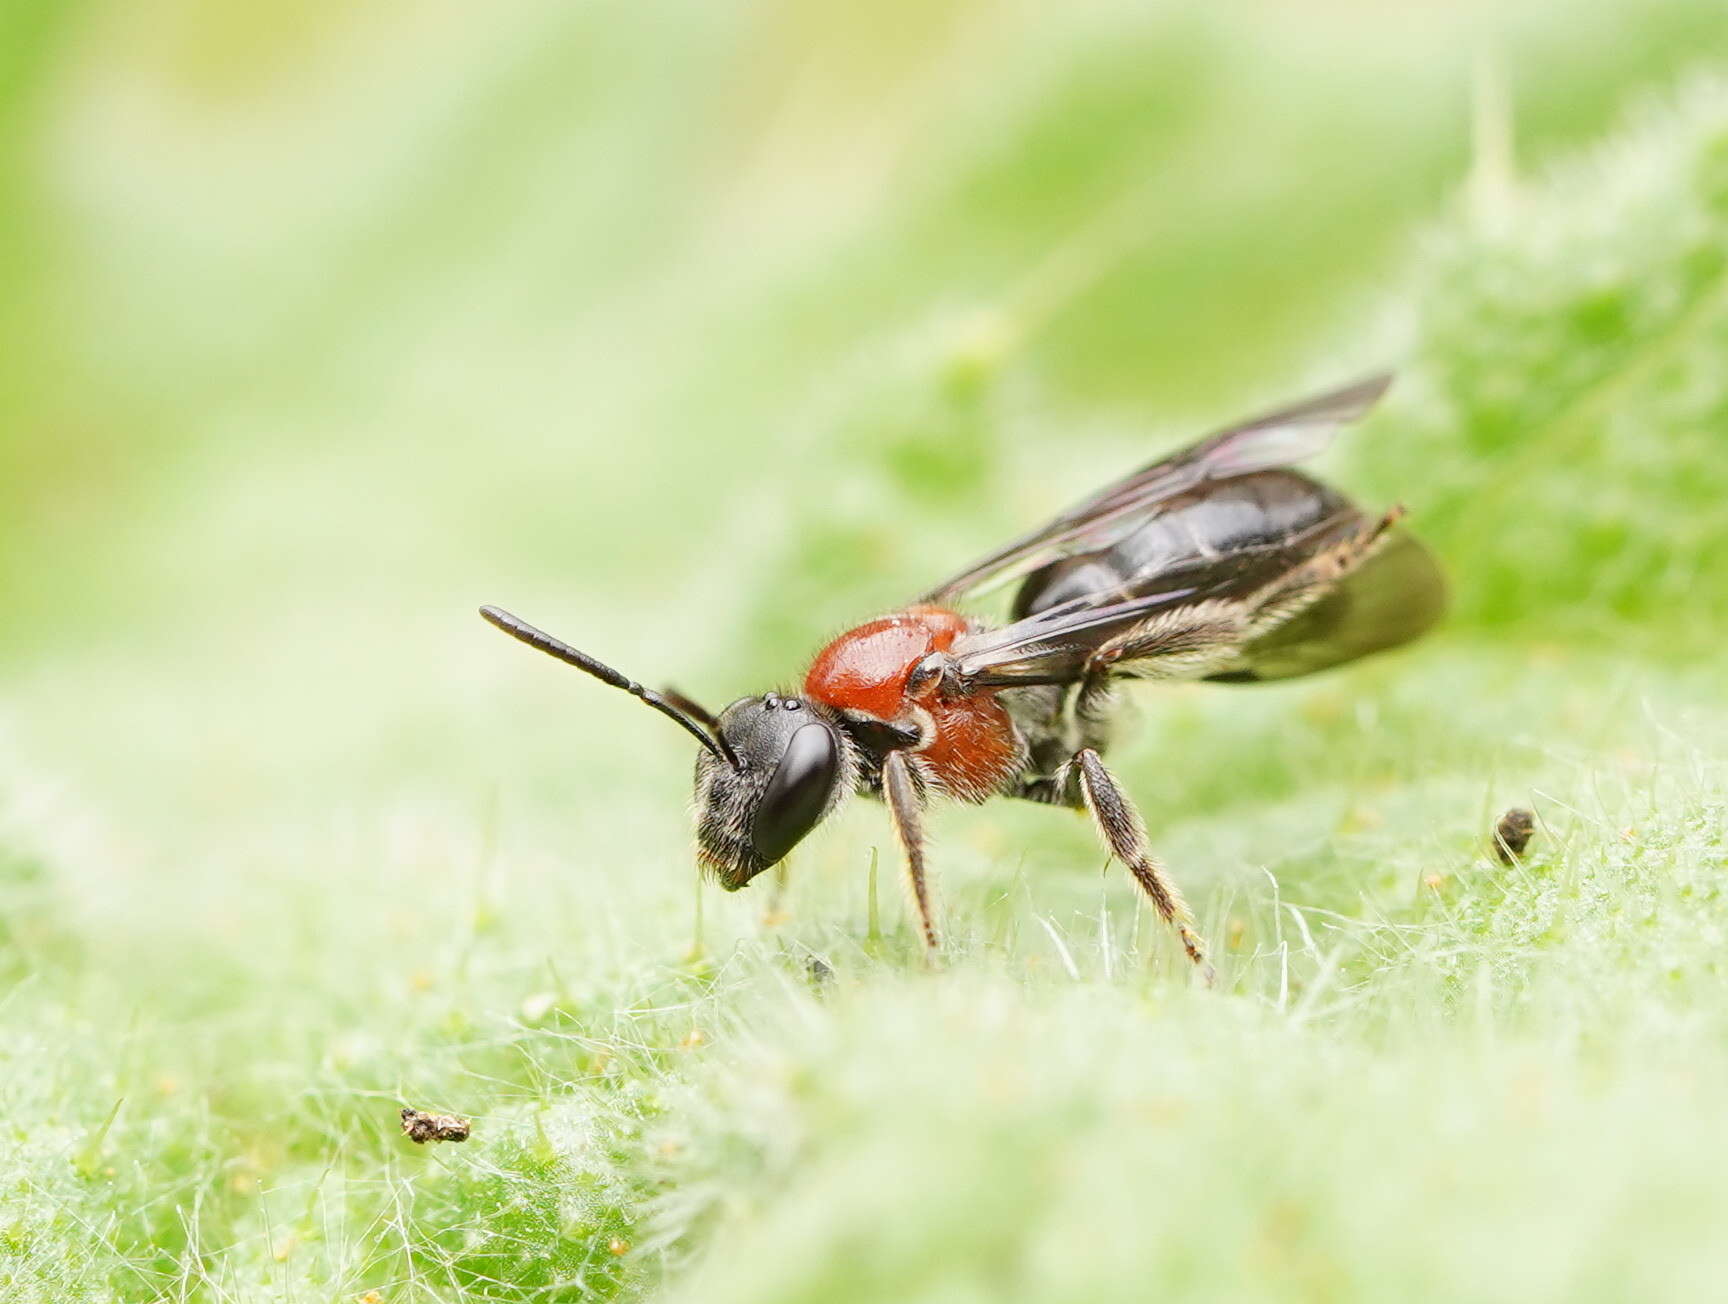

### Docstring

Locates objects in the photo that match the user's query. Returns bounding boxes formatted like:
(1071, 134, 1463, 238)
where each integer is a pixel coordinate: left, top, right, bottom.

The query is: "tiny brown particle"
(400, 1107, 472, 1144)
(1493, 808, 1536, 864)
(608, 1237, 631, 1256)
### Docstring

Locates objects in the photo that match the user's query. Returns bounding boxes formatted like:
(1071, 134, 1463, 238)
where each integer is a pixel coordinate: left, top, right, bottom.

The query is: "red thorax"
(804, 605, 1021, 801)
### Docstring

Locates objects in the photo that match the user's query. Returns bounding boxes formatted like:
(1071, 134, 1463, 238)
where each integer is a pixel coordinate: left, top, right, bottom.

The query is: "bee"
(482, 375, 1444, 979)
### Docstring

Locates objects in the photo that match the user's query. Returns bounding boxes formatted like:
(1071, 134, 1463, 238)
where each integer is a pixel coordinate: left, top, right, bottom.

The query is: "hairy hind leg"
(882, 751, 938, 952)
(1073, 748, 1213, 984)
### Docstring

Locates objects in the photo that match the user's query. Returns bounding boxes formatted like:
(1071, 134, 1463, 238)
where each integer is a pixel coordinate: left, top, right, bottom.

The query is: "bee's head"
(479, 607, 851, 891)
(694, 694, 852, 889)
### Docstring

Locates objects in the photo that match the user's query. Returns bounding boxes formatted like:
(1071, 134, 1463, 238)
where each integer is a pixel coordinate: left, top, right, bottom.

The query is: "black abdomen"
(1011, 470, 1352, 619)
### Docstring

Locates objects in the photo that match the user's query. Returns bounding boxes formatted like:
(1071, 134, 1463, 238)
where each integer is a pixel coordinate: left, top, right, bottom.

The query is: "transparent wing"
(950, 508, 1373, 688)
(1204, 531, 1447, 683)
(920, 374, 1392, 605)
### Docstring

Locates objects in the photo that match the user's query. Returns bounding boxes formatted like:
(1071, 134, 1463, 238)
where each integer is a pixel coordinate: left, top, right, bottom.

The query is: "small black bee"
(484, 375, 1445, 978)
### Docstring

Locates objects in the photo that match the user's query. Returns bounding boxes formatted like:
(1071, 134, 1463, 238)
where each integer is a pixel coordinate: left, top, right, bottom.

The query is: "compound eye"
(749, 723, 839, 866)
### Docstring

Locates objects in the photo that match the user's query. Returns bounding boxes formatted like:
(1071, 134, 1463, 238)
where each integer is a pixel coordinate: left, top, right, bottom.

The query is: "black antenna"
(659, 686, 719, 730)
(479, 606, 739, 766)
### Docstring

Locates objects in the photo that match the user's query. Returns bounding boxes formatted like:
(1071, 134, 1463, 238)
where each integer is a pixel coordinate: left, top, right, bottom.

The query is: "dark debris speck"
(1493, 808, 1537, 864)
(401, 1107, 472, 1144)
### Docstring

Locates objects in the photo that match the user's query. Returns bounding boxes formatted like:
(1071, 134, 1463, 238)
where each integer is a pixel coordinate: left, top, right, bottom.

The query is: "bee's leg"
(1010, 774, 1080, 807)
(687, 865, 707, 963)
(1072, 748, 1213, 984)
(1083, 607, 1249, 686)
(881, 751, 938, 952)
(1074, 672, 1121, 740)
(762, 857, 792, 927)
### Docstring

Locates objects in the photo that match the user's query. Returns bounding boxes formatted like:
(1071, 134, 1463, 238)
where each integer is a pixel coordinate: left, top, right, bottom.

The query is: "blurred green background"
(5, 0, 1726, 881)
(4, 1, 1728, 1300)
